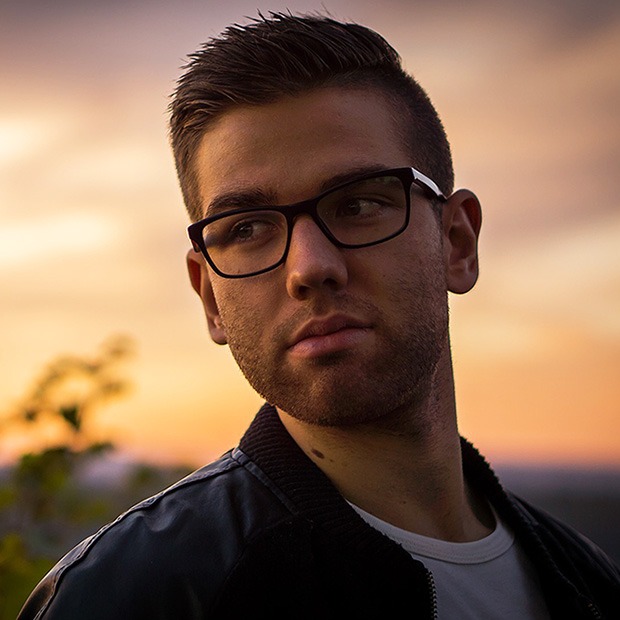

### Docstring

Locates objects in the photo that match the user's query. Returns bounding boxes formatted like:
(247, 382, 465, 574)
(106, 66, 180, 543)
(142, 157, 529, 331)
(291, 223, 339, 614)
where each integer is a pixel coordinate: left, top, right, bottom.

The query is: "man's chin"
(271, 385, 405, 428)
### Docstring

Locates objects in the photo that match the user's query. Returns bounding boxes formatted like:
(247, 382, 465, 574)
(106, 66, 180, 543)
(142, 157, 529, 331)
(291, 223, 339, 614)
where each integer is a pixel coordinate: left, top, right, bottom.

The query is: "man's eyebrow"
(205, 188, 277, 217)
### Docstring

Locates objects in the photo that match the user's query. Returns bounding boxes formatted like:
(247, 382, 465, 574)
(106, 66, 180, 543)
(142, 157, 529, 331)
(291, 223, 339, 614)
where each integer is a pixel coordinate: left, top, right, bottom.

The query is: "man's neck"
(277, 362, 494, 542)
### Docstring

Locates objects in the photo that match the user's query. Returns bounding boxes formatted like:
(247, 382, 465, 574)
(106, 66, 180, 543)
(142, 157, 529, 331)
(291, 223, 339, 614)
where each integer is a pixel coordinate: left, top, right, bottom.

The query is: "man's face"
(189, 87, 456, 428)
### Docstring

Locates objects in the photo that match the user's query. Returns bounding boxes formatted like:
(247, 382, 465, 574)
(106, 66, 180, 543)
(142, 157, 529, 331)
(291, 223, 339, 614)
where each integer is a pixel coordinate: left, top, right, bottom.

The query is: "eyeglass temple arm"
(411, 168, 446, 200)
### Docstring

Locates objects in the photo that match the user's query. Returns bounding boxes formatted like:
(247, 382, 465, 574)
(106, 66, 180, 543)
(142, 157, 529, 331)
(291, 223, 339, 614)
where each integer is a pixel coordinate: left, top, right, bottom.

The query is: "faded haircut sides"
(169, 12, 454, 221)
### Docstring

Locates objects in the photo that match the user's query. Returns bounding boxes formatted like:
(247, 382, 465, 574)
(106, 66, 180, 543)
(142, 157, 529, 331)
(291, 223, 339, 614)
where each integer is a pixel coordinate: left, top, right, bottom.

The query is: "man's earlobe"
(186, 249, 228, 345)
(442, 189, 482, 294)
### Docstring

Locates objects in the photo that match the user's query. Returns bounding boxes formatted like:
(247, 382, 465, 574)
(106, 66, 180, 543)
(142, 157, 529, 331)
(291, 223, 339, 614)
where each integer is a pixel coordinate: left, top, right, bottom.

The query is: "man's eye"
(231, 222, 256, 240)
(226, 218, 278, 244)
(336, 198, 384, 218)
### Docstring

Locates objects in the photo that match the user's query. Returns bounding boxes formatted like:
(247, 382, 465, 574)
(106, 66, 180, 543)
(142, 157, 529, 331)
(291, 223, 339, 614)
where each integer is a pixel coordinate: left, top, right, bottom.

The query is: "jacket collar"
(238, 403, 511, 555)
(238, 402, 400, 558)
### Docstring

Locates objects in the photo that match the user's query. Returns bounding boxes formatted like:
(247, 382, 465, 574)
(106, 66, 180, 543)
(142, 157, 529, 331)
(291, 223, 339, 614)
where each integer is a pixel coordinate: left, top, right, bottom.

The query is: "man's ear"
(441, 189, 482, 294)
(186, 249, 228, 344)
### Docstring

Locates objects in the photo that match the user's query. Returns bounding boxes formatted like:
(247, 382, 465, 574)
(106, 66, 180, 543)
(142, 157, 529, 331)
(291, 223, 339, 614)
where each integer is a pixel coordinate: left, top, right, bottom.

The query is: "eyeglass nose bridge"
(278, 194, 345, 256)
(269, 195, 344, 275)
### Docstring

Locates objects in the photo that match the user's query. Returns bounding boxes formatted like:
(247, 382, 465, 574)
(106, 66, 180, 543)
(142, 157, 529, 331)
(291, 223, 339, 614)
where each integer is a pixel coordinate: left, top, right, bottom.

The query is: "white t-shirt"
(349, 503, 550, 619)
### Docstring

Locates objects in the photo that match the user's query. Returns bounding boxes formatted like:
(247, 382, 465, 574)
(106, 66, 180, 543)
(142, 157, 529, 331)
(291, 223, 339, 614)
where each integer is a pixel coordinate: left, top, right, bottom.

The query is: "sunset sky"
(2, 0, 619, 468)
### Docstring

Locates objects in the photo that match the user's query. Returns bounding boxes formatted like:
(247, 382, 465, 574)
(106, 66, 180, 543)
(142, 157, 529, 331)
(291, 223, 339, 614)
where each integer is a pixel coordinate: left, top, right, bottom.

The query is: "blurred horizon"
(2, 0, 619, 469)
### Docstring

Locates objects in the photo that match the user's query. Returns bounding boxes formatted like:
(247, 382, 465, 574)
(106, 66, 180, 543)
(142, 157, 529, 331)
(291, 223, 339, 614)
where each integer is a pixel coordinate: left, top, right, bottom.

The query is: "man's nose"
(284, 215, 348, 300)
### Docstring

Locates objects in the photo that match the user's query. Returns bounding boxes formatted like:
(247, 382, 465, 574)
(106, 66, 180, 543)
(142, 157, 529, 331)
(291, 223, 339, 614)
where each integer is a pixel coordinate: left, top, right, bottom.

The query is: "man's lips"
(287, 315, 372, 358)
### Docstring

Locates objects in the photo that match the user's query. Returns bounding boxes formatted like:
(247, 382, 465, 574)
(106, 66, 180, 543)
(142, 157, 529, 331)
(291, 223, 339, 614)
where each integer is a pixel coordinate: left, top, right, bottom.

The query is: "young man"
(19, 12, 620, 619)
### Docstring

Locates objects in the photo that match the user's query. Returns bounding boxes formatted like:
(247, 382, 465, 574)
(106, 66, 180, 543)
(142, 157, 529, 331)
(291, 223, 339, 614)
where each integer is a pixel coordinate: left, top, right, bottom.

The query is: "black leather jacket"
(19, 403, 620, 619)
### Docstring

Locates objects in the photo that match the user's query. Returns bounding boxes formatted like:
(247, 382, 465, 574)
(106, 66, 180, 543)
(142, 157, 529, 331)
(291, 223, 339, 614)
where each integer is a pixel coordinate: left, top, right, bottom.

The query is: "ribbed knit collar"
(238, 402, 515, 559)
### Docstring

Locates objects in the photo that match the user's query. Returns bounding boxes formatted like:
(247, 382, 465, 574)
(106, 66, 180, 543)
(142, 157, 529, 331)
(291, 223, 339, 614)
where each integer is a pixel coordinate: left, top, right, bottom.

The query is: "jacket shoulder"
(18, 450, 292, 619)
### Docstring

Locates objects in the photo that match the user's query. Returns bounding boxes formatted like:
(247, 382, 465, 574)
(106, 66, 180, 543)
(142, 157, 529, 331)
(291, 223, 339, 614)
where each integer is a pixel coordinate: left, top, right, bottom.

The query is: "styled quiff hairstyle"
(170, 12, 454, 221)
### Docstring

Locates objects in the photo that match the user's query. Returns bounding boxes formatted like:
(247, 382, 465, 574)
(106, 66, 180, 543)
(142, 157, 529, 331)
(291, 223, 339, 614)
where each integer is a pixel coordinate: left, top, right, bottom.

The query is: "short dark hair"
(170, 12, 454, 221)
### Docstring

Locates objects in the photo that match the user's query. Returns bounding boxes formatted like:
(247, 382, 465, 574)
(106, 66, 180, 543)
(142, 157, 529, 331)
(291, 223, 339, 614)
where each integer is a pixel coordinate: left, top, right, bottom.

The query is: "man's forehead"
(195, 87, 404, 154)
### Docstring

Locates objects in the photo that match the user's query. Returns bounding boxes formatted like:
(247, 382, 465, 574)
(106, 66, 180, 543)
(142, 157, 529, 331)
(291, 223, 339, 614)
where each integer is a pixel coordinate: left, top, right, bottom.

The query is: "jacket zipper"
(425, 569, 438, 619)
(585, 600, 602, 619)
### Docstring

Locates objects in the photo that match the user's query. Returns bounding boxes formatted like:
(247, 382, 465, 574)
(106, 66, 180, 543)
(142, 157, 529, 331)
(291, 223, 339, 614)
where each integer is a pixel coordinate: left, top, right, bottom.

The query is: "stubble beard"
(220, 267, 450, 431)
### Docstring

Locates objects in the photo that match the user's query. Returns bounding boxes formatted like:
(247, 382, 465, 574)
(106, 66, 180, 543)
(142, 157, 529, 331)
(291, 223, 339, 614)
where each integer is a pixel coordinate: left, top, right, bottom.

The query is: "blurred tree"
(0, 336, 134, 619)
(16, 334, 134, 443)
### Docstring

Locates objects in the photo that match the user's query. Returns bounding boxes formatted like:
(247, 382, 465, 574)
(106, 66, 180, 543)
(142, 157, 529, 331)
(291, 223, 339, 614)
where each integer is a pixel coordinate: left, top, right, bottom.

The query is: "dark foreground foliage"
(0, 337, 190, 618)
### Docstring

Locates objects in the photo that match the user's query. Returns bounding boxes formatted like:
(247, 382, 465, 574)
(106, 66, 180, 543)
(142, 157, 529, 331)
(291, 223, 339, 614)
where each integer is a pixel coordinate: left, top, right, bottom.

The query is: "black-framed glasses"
(187, 166, 446, 279)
